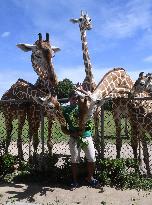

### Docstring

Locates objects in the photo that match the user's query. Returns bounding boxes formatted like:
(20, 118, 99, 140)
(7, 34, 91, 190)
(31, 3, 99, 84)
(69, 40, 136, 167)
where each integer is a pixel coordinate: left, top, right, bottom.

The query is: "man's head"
(69, 91, 78, 105)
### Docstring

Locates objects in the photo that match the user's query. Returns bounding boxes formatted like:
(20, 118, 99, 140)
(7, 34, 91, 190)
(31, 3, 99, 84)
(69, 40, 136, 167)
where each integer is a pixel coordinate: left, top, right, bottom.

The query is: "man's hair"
(68, 90, 77, 99)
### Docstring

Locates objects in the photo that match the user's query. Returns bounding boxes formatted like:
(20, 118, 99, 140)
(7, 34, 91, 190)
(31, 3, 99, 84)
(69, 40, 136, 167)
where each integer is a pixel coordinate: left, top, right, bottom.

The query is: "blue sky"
(0, 0, 152, 97)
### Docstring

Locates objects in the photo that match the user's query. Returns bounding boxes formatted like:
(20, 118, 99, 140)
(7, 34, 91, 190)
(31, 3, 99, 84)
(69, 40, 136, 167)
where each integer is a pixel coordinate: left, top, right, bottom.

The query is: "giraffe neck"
(92, 68, 133, 100)
(80, 29, 96, 92)
(31, 53, 58, 94)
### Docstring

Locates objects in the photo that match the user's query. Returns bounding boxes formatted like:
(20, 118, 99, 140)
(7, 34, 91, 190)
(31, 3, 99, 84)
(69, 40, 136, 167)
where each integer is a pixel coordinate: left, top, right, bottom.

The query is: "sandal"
(69, 181, 79, 190)
(86, 178, 99, 188)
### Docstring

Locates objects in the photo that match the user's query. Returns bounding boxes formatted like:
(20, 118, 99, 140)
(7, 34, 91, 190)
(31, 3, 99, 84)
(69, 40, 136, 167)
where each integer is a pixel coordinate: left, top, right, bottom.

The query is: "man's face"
(69, 95, 78, 105)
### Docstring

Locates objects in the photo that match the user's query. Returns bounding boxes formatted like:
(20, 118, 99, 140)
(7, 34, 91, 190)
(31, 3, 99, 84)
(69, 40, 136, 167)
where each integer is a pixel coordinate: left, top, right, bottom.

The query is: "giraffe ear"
(70, 18, 79, 23)
(139, 72, 144, 78)
(52, 46, 61, 53)
(16, 43, 36, 52)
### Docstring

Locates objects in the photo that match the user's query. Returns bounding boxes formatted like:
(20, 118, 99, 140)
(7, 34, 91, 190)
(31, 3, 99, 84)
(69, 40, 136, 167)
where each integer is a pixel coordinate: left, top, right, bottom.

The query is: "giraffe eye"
(89, 19, 91, 22)
(79, 18, 82, 22)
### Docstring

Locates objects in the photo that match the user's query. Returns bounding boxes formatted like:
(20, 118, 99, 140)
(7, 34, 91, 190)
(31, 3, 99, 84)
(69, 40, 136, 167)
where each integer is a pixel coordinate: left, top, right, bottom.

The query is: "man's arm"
(61, 125, 80, 137)
(61, 125, 71, 135)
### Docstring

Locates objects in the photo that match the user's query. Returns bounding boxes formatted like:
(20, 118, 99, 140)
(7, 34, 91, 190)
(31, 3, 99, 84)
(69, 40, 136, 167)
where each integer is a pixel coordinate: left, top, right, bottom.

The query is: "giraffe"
(17, 33, 61, 156)
(128, 74, 152, 174)
(70, 11, 133, 158)
(1, 33, 61, 159)
(70, 10, 96, 92)
(70, 11, 102, 151)
(75, 68, 133, 134)
(75, 68, 141, 161)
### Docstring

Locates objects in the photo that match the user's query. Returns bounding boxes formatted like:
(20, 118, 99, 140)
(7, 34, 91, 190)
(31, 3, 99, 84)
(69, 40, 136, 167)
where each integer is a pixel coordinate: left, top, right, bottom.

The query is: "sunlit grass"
(0, 111, 150, 143)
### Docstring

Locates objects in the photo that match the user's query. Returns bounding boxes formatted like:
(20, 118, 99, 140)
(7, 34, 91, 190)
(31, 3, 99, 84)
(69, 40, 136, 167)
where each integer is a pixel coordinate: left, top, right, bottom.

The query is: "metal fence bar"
(0, 98, 69, 104)
(40, 107, 45, 155)
(100, 105, 105, 159)
(0, 96, 151, 104)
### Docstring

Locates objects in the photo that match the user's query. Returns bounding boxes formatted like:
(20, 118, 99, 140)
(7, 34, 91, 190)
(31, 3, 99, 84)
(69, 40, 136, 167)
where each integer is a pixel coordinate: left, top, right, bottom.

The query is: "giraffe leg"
(32, 129, 39, 154)
(93, 108, 100, 155)
(47, 117, 54, 156)
(5, 117, 13, 154)
(27, 109, 33, 160)
(28, 106, 40, 157)
(17, 112, 26, 160)
(124, 117, 129, 139)
(141, 132, 151, 176)
(32, 118, 40, 155)
(28, 120, 33, 161)
(130, 122, 138, 160)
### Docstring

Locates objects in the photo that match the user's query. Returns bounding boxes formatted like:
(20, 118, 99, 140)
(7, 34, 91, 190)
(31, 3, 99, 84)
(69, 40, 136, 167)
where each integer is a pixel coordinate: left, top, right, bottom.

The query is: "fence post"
(40, 107, 45, 155)
(100, 105, 105, 159)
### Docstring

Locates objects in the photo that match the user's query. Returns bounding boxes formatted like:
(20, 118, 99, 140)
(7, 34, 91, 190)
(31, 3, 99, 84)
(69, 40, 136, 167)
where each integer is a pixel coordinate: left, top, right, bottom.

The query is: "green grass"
(0, 111, 150, 144)
(0, 112, 68, 143)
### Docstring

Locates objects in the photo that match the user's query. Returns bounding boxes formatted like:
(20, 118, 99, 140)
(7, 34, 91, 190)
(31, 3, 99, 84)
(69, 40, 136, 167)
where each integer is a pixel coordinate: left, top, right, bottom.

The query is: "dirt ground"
(0, 182, 152, 205)
(0, 142, 152, 204)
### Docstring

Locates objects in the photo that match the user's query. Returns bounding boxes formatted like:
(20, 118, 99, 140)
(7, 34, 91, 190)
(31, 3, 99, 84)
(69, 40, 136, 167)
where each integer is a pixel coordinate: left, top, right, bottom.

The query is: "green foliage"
(103, 100, 112, 111)
(57, 78, 75, 99)
(98, 158, 152, 190)
(77, 137, 89, 149)
(101, 202, 106, 205)
(0, 154, 16, 175)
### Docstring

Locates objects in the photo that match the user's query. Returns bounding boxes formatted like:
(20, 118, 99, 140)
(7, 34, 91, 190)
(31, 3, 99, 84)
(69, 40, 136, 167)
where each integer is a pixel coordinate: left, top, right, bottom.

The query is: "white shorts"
(69, 136, 96, 163)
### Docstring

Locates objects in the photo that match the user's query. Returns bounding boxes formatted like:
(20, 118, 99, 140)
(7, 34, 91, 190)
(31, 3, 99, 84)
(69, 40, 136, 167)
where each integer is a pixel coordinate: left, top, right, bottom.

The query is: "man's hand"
(71, 131, 80, 138)
(61, 126, 70, 135)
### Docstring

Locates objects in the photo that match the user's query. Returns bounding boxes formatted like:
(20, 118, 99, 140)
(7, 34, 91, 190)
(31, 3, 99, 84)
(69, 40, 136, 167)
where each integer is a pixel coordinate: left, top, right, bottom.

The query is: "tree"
(57, 78, 75, 99)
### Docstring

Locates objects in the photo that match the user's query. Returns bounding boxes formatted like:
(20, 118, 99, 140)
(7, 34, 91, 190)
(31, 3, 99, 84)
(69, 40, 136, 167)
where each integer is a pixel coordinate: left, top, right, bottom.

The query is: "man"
(61, 91, 98, 189)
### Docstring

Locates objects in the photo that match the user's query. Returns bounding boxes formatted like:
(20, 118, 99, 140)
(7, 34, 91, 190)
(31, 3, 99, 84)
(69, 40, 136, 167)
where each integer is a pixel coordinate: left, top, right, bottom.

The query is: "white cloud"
(57, 65, 112, 85)
(96, 0, 152, 39)
(1, 32, 10, 38)
(143, 55, 152, 63)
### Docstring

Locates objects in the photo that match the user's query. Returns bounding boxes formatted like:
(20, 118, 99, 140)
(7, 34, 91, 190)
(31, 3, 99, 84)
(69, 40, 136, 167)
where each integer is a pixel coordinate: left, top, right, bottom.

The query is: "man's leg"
(69, 137, 81, 183)
(71, 163, 78, 182)
(83, 137, 99, 186)
(86, 162, 95, 182)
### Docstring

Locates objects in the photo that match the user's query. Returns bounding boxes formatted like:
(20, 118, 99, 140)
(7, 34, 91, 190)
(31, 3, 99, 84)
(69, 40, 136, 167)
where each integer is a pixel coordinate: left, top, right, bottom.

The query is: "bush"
(0, 154, 16, 176)
(97, 158, 152, 190)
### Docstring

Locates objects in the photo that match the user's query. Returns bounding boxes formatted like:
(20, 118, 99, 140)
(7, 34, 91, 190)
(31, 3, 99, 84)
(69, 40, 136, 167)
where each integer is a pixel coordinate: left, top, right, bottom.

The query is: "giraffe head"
(70, 10, 92, 31)
(133, 72, 152, 94)
(17, 33, 60, 92)
(39, 95, 66, 127)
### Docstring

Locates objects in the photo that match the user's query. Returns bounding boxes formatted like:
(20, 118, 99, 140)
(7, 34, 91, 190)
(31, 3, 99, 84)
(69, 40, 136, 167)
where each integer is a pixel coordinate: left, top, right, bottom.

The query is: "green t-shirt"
(62, 104, 93, 138)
